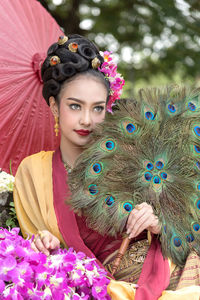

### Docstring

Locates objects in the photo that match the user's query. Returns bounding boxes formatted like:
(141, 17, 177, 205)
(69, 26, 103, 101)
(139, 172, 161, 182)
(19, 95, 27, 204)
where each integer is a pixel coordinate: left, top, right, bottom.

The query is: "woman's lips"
(74, 129, 91, 136)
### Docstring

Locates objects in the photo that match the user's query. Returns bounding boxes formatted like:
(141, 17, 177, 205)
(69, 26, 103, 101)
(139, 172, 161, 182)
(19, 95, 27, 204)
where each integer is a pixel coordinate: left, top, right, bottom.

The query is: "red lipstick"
(74, 129, 91, 136)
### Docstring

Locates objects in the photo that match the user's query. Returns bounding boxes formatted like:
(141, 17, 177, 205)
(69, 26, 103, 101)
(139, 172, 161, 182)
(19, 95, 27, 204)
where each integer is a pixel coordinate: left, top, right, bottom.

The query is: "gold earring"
(54, 116, 59, 136)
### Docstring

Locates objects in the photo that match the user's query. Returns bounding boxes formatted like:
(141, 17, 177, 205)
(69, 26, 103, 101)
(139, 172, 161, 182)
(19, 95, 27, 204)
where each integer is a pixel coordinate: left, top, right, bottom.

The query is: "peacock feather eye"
(197, 183, 200, 191)
(88, 184, 98, 195)
(160, 172, 167, 180)
(163, 225, 167, 233)
(153, 176, 161, 184)
(144, 172, 153, 181)
(155, 161, 164, 170)
(105, 195, 115, 206)
(194, 145, 200, 153)
(121, 119, 138, 136)
(92, 163, 102, 174)
(100, 139, 116, 153)
(145, 111, 154, 120)
(168, 104, 176, 113)
(194, 126, 200, 136)
(192, 222, 200, 232)
(146, 162, 154, 171)
(87, 162, 104, 177)
(126, 123, 136, 133)
(173, 237, 182, 247)
(123, 202, 133, 212)
(196, 199, 200, 210)
(188, 102, 196, 111)
(196, 161, 200, 170)
(186, 233, 194, 243)
(106, 141, 115, 150)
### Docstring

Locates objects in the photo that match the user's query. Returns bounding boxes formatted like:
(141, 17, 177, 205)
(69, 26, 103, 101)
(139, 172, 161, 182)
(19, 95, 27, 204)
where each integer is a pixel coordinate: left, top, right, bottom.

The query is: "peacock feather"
(68, 85, 200, 266)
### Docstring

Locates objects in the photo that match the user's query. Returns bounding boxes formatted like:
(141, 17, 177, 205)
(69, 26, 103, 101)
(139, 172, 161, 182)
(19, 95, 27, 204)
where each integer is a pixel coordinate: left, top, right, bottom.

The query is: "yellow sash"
(13, 151, 65, 246)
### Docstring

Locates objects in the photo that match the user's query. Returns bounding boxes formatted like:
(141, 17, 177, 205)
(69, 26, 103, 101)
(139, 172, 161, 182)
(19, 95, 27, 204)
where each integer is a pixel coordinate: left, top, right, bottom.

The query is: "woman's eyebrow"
(65, 97, 106, 105)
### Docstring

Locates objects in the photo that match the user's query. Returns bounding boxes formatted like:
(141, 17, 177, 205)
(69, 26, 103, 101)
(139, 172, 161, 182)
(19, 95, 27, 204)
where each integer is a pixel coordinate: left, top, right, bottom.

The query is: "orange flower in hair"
(49, 56, 61, 66)
(68, 42, 78, 53)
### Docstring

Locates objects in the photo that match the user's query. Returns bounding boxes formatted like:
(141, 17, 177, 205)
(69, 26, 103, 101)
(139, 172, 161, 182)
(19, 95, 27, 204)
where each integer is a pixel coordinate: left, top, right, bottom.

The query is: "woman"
(14, 33, 158, 258)
(14, 35, 196, 300)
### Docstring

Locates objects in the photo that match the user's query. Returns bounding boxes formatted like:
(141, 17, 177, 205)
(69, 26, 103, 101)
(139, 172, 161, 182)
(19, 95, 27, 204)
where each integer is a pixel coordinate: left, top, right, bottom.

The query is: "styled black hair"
(41, 34, 110, 105)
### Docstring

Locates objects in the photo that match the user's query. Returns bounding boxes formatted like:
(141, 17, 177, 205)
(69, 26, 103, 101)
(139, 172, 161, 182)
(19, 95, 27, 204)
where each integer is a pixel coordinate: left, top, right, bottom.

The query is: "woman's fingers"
(129, 214, 155, 239)
(49, 236, 60, 250)
(31, 231, 53, 255)
(31, 241, 39, 253)
(126, 202, 160, 238)
(127, 203, 151, 233)
(148, 217, 161, 234)
(127, 211, 150, 238)
(31, 230, 61, 255)
(34, 234, 50, 256)
(42, 236, 50, 250)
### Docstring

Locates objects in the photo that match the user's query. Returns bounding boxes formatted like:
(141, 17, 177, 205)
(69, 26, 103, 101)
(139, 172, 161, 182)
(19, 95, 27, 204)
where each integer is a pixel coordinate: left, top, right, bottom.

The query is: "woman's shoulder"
(18, 151, 55, 172)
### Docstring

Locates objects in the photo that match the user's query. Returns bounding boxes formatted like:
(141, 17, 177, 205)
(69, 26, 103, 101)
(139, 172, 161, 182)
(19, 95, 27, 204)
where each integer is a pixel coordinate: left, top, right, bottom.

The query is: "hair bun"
(52, 63, 76, 81)
(41, 34, 105, 104)
(47, 43, 59, 55)
(42, 79, 60, 103)
(42, 67, 54, 82)
(78, 44, 97, 60)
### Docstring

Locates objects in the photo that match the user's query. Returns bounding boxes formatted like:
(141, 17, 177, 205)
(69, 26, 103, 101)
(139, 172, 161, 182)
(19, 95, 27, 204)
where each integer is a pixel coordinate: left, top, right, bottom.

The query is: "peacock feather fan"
(68, 85, 200, 266)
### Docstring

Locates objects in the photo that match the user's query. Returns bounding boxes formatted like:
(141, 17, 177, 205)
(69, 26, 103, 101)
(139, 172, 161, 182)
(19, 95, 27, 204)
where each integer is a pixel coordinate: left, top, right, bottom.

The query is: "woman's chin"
(74, 136, 92, 147)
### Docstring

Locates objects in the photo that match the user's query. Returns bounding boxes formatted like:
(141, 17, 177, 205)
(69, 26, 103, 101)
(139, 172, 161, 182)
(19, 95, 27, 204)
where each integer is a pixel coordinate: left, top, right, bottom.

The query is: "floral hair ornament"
(58, 35, 68, 45)
(99, 51, 125, 112)
(92, 57, 101, 69)
(49, 55, 60, 66)
(68, 42, 78, 53)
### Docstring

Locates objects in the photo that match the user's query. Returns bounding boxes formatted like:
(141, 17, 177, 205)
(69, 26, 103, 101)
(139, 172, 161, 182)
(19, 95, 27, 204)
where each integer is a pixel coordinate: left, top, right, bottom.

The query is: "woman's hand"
(31, 230, 60, 256)
(126, 202, 161, 239)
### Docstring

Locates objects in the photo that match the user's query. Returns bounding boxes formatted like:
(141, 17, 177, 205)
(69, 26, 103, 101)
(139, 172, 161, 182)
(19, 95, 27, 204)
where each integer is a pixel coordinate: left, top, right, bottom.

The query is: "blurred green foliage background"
(38, 0, 200, 97)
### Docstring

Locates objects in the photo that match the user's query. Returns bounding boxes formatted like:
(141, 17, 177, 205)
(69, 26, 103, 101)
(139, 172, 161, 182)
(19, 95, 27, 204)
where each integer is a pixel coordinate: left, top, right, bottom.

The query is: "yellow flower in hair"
(92, 57, 101, 69)
(104, 54, 110, 62)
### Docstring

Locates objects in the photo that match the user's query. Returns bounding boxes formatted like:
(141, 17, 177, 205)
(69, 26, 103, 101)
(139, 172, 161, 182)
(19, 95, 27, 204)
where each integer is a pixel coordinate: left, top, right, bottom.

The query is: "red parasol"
(0, 0, 63, 174)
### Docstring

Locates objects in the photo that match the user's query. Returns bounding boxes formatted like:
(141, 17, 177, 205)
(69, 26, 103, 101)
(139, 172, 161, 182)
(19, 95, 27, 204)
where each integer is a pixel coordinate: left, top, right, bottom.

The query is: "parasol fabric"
(0, 0, 63, 174)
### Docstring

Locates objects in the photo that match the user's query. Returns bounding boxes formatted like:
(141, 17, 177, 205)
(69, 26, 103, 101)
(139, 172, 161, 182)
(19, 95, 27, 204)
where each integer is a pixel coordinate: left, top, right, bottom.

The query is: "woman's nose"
(79, 110, 91, 127)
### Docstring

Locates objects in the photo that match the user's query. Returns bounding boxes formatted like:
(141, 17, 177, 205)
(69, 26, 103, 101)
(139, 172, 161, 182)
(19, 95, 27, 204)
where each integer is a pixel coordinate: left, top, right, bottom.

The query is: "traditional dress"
(14, 149, 200, 300)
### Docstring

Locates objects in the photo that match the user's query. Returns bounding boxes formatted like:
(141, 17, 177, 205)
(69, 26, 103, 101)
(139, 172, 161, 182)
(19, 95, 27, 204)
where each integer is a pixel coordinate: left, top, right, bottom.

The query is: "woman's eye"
(94, 106, 104, 113)
(69, 104, 81, 110)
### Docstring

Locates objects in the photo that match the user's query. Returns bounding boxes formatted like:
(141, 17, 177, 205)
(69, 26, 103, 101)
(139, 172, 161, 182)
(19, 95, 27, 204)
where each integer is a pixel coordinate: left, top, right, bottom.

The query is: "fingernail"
(129, 233, 135, 239)
(126, 229, 130, 235)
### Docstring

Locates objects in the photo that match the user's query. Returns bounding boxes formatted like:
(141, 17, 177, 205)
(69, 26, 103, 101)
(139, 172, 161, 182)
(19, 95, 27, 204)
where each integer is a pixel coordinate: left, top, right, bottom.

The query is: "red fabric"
(75, 215, 123, 262)
(135, 236, 170, 300)
(52, 148, 95, 258)
(52, 148, 119, 275)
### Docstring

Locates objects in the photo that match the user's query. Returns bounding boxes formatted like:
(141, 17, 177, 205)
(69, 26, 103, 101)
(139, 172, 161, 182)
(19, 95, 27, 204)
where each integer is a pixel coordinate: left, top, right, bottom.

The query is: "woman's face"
(52, 75, 107, 148)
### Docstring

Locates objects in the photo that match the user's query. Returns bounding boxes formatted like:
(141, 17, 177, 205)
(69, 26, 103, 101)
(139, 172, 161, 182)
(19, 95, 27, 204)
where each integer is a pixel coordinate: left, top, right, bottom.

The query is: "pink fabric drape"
(135, 236, 170, 300)
(52, 148, 116, 274)
(52, 148, 95, 258)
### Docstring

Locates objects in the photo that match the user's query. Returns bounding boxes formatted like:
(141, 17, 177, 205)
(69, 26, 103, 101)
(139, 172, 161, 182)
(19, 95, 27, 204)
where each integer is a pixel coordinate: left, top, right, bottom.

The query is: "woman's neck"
(60, 137, 84, 168)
